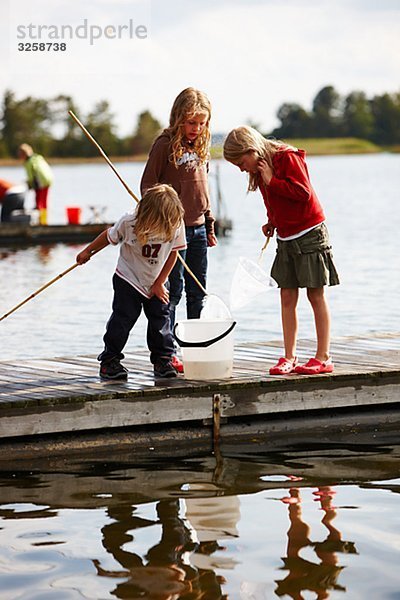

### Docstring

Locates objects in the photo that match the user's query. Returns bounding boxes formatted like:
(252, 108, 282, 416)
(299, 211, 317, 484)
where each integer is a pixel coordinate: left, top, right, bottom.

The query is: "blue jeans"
(169, 224, 208, 328)
(98, 274, 175, 364)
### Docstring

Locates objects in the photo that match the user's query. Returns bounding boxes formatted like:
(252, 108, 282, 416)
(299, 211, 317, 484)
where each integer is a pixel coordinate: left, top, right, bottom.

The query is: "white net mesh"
(200, 294, 232, 319)
(229, 257, 276, 311)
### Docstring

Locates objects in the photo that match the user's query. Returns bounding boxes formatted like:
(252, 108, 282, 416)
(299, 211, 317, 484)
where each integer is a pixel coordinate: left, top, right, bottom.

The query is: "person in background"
(0, 178, 27, 222)
(140, 88, 217, 373)
(223, 126, 339, 376)
(76, 184, 186, 380)
(18, 143, 53, 225)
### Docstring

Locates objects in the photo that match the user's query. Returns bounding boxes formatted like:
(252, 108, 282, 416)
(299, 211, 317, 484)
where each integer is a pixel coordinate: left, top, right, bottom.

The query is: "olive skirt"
(271, 223, 340, 289)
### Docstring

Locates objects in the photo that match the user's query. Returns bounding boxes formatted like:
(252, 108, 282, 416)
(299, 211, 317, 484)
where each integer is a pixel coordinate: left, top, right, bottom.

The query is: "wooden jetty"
(0, 332, 399, 459)
(0, 222, 112, 245)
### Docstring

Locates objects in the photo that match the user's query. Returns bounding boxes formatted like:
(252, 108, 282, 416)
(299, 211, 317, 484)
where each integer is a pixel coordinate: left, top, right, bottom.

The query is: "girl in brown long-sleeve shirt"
(140, 88, 217, 372)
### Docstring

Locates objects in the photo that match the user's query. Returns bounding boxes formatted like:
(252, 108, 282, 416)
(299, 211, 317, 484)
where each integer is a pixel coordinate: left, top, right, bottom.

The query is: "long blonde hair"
(166, 88, 211, 168)
(223, 126, 296, 191)
(135, 184, 184, 245)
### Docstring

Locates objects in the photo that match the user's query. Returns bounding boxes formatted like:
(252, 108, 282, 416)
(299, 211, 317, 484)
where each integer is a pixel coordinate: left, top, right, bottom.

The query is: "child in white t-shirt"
(76, 184, 186, 380)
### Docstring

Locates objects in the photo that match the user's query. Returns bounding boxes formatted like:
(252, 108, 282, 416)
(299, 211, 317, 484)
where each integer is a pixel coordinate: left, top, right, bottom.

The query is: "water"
(1, 442, 400, 599)
(0, 153, 399, 360)
(1, 154, 400, 598)
(183, 359, 233, 380)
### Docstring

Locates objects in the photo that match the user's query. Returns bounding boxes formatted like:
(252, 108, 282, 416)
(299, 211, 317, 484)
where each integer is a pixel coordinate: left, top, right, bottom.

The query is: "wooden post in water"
(212, 393, 224, 480)
(213, 394, 221, 447)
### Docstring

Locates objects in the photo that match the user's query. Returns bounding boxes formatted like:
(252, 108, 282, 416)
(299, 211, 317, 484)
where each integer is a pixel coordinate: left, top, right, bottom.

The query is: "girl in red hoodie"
(224, 126, 339, 375)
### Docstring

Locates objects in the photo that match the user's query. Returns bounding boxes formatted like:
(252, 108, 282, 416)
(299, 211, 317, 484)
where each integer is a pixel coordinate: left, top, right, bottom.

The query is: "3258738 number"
(17, 42, 67, 51)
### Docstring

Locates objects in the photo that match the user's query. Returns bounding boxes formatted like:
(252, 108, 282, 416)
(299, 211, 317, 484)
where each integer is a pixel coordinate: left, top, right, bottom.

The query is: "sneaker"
(99, 358, 128, 380)
(294, 357, 334, 375)
(171, 355, 184, 373)
(154, 358, 178, 378)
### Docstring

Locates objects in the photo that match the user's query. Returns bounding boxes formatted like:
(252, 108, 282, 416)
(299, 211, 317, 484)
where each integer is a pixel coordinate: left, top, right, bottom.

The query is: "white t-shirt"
(107, 209, 186, 298)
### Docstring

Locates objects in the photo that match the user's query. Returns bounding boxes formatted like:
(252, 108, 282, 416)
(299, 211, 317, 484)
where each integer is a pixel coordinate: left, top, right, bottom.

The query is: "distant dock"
(0, 222, 112, 245)
(0, 332, 399, 460)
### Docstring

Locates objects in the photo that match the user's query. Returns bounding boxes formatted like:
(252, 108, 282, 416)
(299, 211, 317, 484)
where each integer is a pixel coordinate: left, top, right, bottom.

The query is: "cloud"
(1, 0, 399, 135)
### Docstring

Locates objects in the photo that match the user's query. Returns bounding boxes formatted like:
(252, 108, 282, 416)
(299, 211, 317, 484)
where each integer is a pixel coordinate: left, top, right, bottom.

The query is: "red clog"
(171, 355, 184, 373)
(294, 357, 334, 375)
(269, 357, 298, 375)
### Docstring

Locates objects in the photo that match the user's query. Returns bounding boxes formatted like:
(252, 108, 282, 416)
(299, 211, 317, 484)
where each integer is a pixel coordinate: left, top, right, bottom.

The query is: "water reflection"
(276, 487, 357, 599)
(93, 491, 235, 598)
(0, 445, 399, 598)
(0, 244, 56, 264)
(94, 500, 198, 599)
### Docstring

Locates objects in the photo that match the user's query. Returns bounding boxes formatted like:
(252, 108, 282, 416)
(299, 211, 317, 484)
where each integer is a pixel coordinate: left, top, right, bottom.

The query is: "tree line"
(1, 85, 399, 159)
(0, 90, 161, 158)
(272, 85, 400, 144)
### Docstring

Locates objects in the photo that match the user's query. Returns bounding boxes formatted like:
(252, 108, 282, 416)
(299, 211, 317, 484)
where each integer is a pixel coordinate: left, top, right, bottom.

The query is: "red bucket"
(66, 207, 82, 225)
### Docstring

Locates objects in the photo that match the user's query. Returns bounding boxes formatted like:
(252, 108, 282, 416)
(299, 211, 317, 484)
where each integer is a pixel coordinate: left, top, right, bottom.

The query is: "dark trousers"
(169, 224, 207, 328)
(98, 274, 175, 365)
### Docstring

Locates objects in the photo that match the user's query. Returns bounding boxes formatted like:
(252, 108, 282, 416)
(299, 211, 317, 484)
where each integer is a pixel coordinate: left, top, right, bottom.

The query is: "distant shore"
(211, 138, 398, 158)
(0, 138, 398, 167)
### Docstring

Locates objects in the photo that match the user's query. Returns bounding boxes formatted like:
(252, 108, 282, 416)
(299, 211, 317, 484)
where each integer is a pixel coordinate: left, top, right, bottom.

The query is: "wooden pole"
(69, 111, 140, 203)
(258, 236, 270, 262)
(69, 110, 208, 296)
(0, 263, 78, 322)
(0, 250, 100, 323)
(0, 115, 209, 324)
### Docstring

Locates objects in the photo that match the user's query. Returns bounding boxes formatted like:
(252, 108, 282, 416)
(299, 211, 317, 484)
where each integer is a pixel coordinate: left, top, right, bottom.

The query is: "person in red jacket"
(223, 126, 339, 375)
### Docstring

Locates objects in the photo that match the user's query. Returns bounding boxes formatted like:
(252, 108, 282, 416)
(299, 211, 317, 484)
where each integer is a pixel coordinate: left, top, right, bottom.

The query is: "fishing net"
(201, 294, 232, 319)
(229, 256, 276, 311)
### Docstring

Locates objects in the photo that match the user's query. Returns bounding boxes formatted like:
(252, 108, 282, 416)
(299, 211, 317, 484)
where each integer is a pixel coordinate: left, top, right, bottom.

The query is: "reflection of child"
(141, 88, 217, 371)
(276, 487, 356, 599)
(76, 184, 186, 380)
(224, 126, 339, 376)
(93, 500, 196, 600)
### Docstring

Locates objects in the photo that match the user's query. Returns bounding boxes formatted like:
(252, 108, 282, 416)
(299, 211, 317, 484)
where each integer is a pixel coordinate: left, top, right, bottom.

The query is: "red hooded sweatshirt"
(259, 149, 325, 238)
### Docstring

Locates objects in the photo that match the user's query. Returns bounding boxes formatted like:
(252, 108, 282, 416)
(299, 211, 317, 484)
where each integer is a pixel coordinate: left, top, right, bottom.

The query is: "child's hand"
(207, 232, 218, 247)
(151, 281, 169, 304)
(76, 248, 92, 264)
(262, 222, 275, 237)
(258, 159, 273, 185)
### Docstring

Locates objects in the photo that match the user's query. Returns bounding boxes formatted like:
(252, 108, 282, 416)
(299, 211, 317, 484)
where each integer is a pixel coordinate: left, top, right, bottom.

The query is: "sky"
(1, 0, 400, 136)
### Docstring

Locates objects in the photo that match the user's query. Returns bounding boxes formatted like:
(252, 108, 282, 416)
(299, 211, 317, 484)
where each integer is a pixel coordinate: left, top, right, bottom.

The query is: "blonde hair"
(223, 126, 296, 191)
(166, 87, 211, 168)
(18, 143, 34, 158)
(135, 184, 184, 245)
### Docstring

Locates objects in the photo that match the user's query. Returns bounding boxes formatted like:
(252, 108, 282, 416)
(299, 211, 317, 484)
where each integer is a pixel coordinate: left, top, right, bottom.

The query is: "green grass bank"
(1, 138, 397, 167)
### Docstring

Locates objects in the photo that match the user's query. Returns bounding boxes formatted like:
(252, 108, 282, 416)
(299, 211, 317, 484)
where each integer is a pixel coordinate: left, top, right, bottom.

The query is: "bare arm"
(150, 250, 179, 303)
(76, 229, 110, 264)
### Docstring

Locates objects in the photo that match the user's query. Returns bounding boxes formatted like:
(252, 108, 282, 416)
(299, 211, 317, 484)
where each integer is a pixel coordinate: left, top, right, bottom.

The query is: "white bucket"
(174, 319, 236, 380)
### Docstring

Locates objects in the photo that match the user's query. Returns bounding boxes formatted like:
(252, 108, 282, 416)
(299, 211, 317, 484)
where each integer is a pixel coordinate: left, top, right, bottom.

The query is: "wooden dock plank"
(0, 333, 399, 440)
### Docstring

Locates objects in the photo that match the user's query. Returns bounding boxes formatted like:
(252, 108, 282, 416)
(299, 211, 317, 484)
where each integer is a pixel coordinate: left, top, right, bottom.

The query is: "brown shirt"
(140, 132, 215, 234)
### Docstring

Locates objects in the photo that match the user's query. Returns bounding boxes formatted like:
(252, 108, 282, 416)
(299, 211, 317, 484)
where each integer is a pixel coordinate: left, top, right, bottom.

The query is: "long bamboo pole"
(0, 113, 208, 323)
(0, 250, 98, 322)
(68, 111, 140, 203)
(68, 110, 207, 295)
(0, 264, 79, 323)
